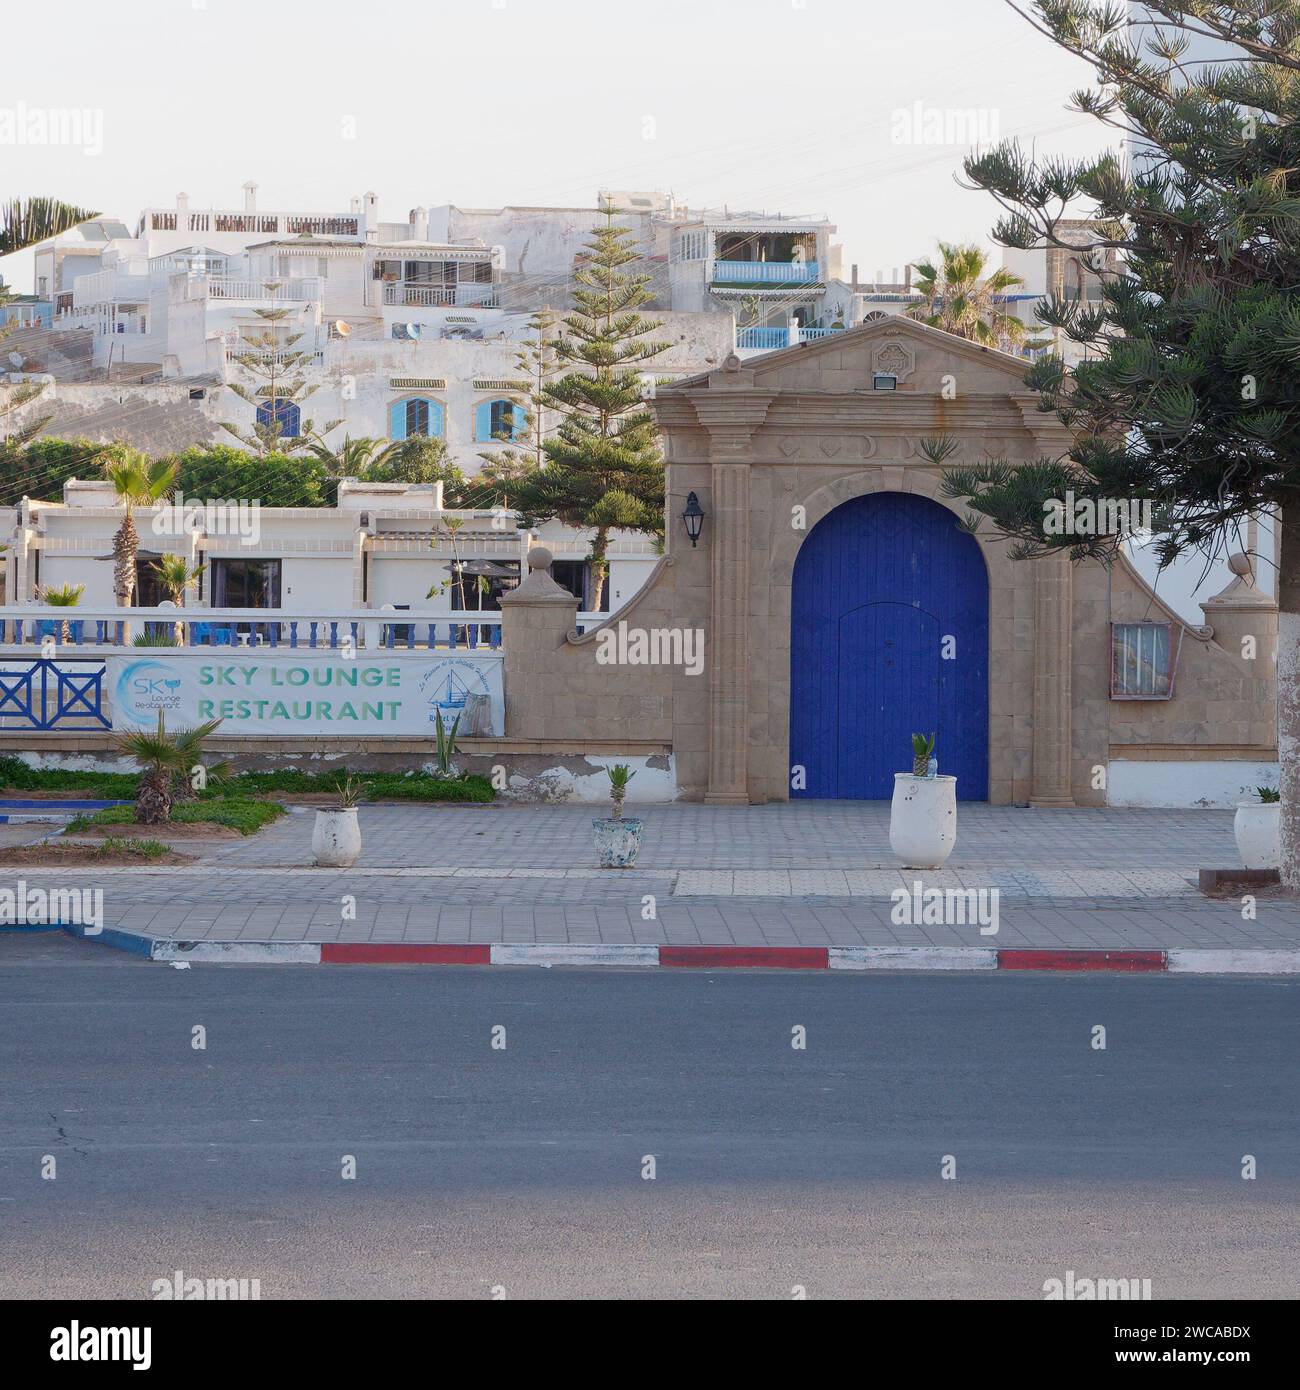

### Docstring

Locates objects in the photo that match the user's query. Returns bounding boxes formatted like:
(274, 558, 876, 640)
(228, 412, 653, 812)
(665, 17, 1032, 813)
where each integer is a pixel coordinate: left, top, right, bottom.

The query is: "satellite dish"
(333, 319, 351, 338)
(8, 352, 25, 369)
(405, 322, 421, 340)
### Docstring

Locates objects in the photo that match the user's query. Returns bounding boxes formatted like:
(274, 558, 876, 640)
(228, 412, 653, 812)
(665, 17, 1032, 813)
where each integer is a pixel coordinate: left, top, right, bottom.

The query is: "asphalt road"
(2, 931, 1298, 1299)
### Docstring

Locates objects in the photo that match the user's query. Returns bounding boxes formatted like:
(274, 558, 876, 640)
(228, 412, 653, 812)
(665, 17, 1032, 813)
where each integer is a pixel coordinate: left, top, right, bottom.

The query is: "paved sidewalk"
(191, 801, 1237, 874)
(8, 801, 1300, 952)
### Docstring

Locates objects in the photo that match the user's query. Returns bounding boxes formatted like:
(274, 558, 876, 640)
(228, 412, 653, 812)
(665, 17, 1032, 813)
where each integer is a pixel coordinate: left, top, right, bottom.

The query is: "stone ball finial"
(527, 545, 554, 571)
(1228, 551, 1253, 577)
(723, 353, 742, 371)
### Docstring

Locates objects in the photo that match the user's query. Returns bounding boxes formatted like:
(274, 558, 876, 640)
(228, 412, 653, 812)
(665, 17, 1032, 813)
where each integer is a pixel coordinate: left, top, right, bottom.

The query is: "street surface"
(2, 932, 1297, 1298)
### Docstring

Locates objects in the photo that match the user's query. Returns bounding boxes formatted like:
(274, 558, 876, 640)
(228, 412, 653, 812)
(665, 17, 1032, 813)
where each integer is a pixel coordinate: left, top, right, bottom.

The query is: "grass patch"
(67, 800, 283, 836)
(221, 769, 495, 803)
(95, 837, 170, 860)
(2, 756, 497, 806)
(0, 755, 138, 799)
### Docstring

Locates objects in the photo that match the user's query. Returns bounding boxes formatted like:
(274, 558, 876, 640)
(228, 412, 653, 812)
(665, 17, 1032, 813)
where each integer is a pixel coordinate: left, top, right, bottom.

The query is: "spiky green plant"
(332, 774, 367, 810)
(911, 732, 936, 778)
(1257, 786, 1281, 805)
(433, 711, 462, 776)
(607, 763, 636, 820)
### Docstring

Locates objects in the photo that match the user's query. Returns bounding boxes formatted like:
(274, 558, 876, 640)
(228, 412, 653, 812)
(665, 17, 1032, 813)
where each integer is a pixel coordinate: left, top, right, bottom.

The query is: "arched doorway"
(790, 491, 989, 800)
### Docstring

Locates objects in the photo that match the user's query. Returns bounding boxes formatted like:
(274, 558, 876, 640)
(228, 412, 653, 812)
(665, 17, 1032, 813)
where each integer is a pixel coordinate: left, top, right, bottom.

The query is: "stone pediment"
(660, 315, 1041, 399)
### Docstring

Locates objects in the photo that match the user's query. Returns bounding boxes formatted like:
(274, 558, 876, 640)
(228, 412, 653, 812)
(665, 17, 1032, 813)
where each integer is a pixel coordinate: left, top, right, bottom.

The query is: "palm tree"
(37, 582, 84, 642)
(906, 242, 1037, 351)
(116, 712, 223, 823)
(307, 434, 398, 477)
(104, 453, 178, 606)
(150, 554, 204, 606)
(1, 198, 98, 257)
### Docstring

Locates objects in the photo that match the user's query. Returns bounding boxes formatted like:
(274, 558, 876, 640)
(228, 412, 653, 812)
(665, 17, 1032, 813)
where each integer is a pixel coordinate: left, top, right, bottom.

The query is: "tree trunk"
(112, 511, 137, 606)
(589, 531, 609, 612)
(1278, 501, 1300, 888)
(135, 771, 171, 825)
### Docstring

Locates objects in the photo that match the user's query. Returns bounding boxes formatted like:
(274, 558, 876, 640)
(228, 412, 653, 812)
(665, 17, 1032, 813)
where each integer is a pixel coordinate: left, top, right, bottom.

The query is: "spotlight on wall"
(873, 373, 897, 391)
(681, 491, 704, 548)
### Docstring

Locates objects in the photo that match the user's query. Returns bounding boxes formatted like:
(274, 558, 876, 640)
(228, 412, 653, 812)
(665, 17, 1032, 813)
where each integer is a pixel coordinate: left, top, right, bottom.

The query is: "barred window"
(1111, 622, 1178, 699)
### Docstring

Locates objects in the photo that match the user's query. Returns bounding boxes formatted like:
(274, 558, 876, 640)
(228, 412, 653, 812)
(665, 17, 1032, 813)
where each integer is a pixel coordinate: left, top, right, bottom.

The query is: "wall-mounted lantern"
(682, 491, 704, 547)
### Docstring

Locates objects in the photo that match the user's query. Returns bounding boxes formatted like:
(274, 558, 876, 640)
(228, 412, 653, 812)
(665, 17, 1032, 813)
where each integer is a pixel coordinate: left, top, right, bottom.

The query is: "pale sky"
(1, 0, 1105, 288)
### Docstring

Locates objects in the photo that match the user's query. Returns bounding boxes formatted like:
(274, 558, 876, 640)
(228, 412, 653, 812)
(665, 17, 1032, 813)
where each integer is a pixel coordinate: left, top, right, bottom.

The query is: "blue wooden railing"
(714, 260, 821, 284)
(0, 658, 110, 730)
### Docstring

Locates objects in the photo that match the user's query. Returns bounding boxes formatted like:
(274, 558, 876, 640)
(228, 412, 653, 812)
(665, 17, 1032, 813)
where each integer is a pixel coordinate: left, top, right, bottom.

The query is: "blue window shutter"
(475, 400, 492, 442)
(512, 403, 527, 441)
(389, 400, 407, 440)
(430, 400, 446, 438)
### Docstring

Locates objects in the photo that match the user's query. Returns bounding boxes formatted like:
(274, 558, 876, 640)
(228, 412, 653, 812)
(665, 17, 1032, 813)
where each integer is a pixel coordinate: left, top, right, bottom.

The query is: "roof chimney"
(176, 192, 189, 211)
(411, 206, 430, 241)
(243, 181, 258, 212)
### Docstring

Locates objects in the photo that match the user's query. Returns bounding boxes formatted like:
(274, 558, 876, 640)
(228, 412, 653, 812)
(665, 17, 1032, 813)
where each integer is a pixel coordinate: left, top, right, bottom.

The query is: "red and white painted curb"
(66, 928, 1300, 974)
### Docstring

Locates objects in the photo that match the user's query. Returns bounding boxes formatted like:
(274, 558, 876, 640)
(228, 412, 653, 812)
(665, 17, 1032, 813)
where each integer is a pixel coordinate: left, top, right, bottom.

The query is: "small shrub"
(95, 837, 169, 860)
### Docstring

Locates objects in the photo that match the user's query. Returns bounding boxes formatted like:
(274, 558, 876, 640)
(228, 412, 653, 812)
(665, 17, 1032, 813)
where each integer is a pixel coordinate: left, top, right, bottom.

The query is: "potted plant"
(889, 733, 957, 869)
(1234, 784, 1280, 869)
(593, 764, 642, 868)
(312, 774, 365, 868)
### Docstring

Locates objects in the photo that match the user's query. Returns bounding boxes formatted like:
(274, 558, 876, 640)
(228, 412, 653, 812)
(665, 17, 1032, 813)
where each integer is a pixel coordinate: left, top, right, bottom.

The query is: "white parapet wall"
(1108, 759, 1279, 809)
(502, 754, 678, 804)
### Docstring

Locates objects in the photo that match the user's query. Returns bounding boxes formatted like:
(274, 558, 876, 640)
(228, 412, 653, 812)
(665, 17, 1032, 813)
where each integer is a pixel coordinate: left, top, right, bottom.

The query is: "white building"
(3, 477, 659, 623)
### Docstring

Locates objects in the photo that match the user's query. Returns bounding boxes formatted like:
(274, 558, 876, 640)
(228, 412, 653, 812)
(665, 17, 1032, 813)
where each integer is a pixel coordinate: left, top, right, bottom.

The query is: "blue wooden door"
(790, 492, 989, 800)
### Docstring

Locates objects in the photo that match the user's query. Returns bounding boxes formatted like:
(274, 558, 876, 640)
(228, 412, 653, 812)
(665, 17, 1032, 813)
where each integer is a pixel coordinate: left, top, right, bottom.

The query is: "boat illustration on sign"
(427, 669, 471, 715)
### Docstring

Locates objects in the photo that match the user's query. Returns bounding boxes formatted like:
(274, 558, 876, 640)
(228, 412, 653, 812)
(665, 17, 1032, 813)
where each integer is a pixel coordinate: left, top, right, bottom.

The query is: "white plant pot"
(1233, 801, 1279, 869)
(889, 773, 957, 869)
(313, 806, 361, 868)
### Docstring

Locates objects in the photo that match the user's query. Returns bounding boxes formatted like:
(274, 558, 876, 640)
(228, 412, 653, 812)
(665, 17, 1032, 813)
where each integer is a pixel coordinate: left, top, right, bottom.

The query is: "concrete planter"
(889, 773, 957, 869)
(312, 806, 361, 868)
(594, 816, 643, 868)
(1234, 801, 1279, 869)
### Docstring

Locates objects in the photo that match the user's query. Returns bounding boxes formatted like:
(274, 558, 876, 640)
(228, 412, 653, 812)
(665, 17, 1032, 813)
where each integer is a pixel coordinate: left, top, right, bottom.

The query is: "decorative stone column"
(690, 361, 773, 805)
(497, 546, 580, 742)
(1030, 552, 1076, 807)
(705, 459, 751, 803)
